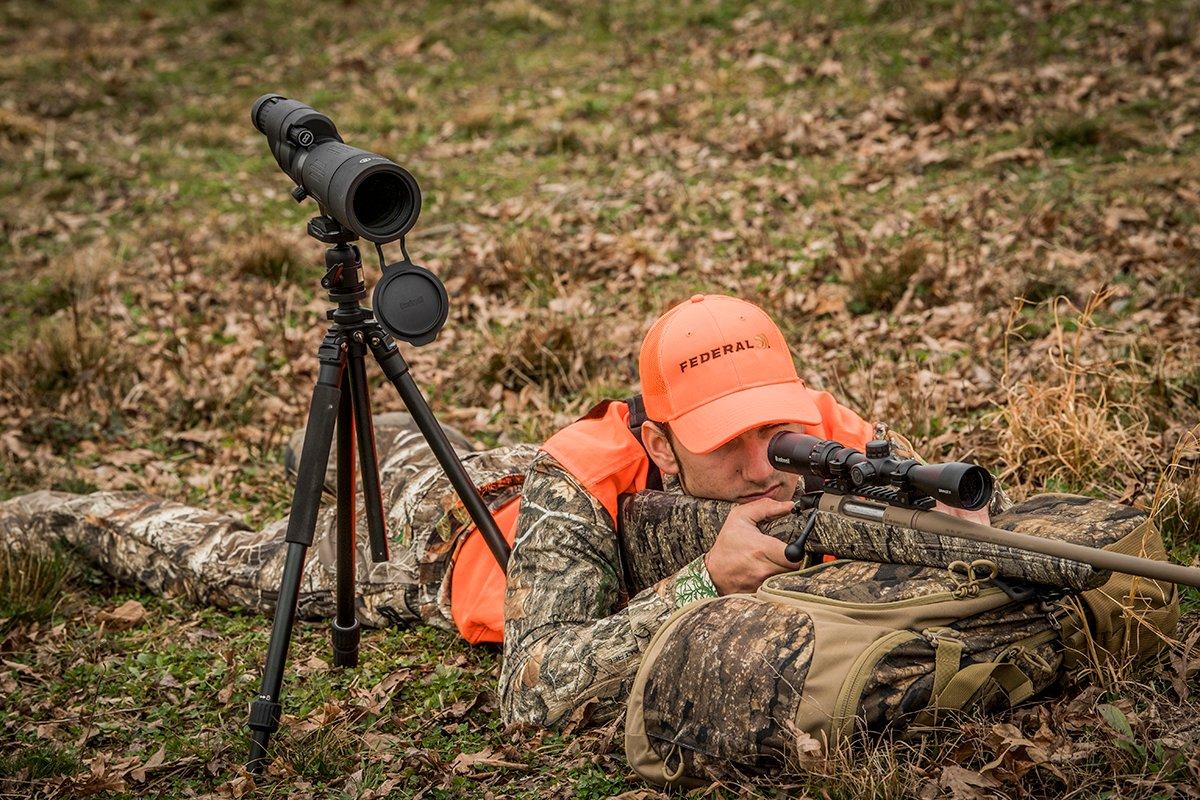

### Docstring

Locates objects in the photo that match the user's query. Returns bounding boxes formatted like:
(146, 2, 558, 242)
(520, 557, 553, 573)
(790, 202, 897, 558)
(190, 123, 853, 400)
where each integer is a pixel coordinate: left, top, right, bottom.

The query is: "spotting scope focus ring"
(250, 93, 282, 132)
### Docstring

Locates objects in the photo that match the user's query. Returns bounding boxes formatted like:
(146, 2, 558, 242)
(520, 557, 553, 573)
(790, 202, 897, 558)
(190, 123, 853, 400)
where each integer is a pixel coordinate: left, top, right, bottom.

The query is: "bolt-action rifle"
(617, 425, 1200, 597)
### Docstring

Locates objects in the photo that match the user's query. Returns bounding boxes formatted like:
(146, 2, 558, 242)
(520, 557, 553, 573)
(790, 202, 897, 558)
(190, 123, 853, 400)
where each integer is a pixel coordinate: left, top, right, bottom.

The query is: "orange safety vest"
(448, 391, 875, 644)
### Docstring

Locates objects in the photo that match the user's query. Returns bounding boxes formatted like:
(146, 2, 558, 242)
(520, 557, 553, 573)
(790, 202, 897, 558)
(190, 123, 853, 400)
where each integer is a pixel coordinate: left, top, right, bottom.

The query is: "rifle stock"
(617, 490, 1200, 597)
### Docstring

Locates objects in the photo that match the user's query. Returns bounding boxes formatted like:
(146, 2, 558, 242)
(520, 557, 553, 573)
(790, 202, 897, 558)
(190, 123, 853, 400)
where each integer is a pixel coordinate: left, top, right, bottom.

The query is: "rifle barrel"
(819, 493, 1200, 590)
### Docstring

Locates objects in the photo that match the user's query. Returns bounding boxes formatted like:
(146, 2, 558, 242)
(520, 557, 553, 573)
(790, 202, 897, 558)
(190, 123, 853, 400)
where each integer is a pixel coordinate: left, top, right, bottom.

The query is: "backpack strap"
(625, 395, 663, 491)
(928, 632, 965, 701)
(915, 659, 1033, 727)
(612, 396, 663, 607)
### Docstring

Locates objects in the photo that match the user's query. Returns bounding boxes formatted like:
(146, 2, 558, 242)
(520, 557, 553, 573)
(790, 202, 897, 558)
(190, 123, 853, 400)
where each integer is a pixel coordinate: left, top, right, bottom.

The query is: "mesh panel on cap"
(639, 314, 671, 402)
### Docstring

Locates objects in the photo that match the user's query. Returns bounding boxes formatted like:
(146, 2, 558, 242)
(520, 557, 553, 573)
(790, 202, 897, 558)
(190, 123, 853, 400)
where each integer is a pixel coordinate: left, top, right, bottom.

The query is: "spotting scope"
(251, 94, 420, 243)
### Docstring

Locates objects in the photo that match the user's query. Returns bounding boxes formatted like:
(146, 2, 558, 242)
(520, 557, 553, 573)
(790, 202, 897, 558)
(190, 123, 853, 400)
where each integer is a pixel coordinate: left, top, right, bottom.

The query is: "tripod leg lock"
(248, 696, 282, 734)
(331, 618, 361, 667)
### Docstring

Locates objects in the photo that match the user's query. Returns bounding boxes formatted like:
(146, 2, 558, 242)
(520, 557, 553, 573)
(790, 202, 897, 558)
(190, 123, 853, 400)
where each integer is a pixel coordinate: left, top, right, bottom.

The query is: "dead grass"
(842, 238, 930, 314)
(0, 542, 76, 626)
(217, 233, 309, 283)
(25, 319, 126, 400)
(782, 732, 932, 800)
(271, 720, 363, 784)
(452, 94, 510, 138)
(1031, 112, 1143, 155)
(486, 0, 565, 32)
(992, 290, 1153, 498)
(1160, 475, 1200, 557)
(0, 106, 42, 144)
(475, 308, 608, 404)
(491, 227, 565, 291)
(1151, 428, 1200, 560)
(0, 245, 129, 416)
(849, 360, 955, 460)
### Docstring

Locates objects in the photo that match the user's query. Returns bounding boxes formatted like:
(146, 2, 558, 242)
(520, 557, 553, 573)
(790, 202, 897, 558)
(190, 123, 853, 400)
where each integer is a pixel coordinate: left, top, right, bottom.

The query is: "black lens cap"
(371, 263, 448, 346)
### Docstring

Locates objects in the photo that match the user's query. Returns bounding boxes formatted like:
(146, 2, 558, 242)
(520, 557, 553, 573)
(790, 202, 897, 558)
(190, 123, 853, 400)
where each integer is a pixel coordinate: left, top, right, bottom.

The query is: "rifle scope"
(251, 94, 420, 243)
(767, 432, 994, 511)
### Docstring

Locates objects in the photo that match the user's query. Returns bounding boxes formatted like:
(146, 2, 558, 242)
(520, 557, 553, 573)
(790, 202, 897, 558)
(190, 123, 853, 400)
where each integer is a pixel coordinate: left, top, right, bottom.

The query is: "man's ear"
(641, 421, 679, 477)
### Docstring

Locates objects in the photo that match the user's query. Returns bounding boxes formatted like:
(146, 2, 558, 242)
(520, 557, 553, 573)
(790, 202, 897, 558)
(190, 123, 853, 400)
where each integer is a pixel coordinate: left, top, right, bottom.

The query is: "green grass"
(0, 561, 641, 798)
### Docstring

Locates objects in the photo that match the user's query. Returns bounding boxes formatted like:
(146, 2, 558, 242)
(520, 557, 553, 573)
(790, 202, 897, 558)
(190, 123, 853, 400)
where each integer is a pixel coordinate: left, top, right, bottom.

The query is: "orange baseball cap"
(639, 294, 821, 454)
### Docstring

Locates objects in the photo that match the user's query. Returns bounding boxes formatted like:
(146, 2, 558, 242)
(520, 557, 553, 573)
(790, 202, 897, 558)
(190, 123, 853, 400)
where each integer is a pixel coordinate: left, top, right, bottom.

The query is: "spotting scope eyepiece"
(251, 93, 421, 243)
(767, 431, 994, 511)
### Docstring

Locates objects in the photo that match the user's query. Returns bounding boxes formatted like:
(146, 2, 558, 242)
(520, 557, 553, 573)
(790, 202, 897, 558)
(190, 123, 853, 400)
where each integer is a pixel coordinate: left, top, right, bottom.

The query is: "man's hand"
(704, 498, 797, 596)
(934, 500, 991, 526)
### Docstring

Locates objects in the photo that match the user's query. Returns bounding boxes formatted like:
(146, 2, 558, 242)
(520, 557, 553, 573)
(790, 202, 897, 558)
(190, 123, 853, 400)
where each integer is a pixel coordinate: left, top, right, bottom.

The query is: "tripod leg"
(366, 329, 511, 571)
(331, 369, 361, 667)
(247, 335, 345, 774)
(346, 333, 390, 563)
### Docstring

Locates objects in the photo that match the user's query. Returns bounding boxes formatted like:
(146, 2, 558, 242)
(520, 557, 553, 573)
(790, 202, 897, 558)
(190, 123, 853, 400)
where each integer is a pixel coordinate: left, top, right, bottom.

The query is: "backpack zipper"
(831, 629, 920, 739)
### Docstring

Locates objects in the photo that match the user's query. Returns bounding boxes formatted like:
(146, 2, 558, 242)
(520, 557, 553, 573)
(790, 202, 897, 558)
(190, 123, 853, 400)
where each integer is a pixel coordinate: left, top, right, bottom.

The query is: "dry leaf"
(449, 748, 528, 773)
(97, 599, 147, 631)
(129, 745, 165, 782)
(938, 765, 1001, 799)
(393, 34, 424, 57)
(1103, 206, 1149, 233)
(800, 283, 849, 317)
(983, 147, 1042, 166)
(216, 772, 255, 798)
(794, 730, 823, 756)
(816, 58, 843, 77)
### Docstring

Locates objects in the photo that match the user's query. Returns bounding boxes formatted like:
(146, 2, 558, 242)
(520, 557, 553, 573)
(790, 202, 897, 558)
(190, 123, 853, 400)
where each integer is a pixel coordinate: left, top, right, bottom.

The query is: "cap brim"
(668, 380, 822, 454)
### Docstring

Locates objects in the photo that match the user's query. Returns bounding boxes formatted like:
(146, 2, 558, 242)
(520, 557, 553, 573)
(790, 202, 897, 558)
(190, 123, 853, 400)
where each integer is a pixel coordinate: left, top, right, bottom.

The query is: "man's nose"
(741, 438, 777, 483)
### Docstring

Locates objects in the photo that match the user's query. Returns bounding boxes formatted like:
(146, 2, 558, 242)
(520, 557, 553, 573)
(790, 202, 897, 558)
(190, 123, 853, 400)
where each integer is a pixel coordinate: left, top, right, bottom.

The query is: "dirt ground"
(1, 0, 1198, 797)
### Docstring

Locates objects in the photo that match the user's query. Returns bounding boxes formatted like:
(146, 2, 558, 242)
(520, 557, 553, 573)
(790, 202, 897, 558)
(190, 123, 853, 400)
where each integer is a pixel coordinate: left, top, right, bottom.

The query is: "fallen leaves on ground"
(95, 599, 146, 632)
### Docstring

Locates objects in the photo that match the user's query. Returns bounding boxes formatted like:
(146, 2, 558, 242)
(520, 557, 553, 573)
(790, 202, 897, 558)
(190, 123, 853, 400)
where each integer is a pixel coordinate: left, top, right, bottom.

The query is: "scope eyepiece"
(250, 93, 283, 134)
(767, 433, 865, 479)
(251, 93, 421, 243)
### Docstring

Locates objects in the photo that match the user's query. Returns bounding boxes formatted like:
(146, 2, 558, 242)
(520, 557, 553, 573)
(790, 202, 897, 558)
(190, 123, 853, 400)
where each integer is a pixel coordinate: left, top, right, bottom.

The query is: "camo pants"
(0, 414, 537, 630)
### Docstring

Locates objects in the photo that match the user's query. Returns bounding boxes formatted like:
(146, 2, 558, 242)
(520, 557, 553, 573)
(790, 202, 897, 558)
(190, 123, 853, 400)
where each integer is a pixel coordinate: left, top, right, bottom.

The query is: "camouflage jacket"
(0, 430, 715, 732)
(499, 451, 718, 729)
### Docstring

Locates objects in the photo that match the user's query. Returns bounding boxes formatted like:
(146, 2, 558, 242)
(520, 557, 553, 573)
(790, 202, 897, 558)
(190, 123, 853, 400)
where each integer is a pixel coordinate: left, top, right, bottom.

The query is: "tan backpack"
(624, 494, 1179, 788)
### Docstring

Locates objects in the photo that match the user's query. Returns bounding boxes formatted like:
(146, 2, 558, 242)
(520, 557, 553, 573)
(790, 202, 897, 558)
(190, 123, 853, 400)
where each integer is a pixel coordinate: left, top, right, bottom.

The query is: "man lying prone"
(0, 293, 999, 732)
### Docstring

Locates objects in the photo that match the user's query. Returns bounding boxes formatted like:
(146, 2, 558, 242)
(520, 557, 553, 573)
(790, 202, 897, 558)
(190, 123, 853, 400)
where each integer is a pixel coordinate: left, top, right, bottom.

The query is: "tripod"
(246, 216, 510, 773)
